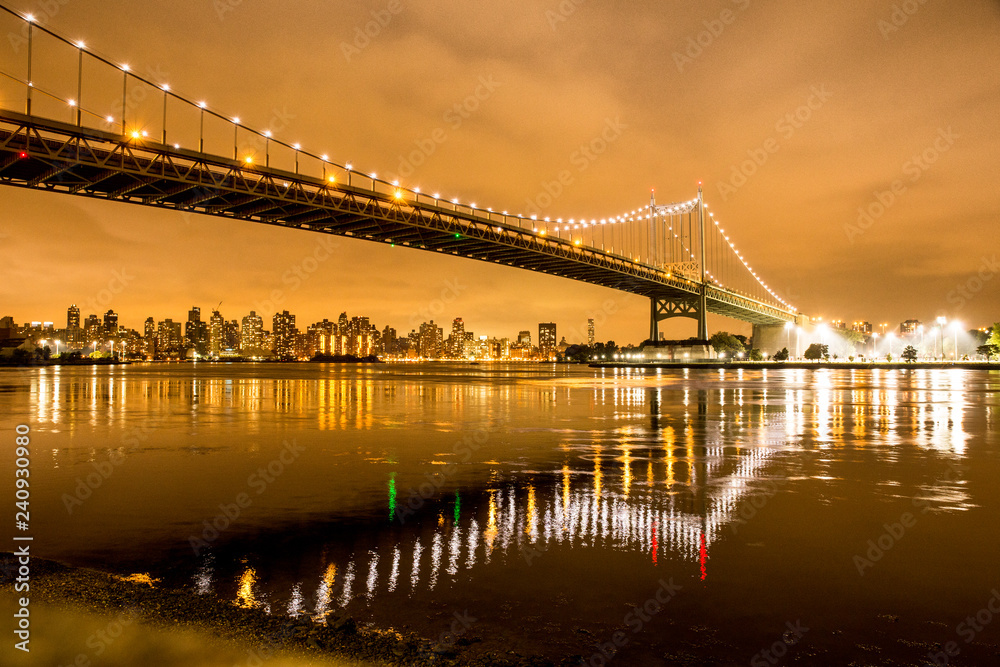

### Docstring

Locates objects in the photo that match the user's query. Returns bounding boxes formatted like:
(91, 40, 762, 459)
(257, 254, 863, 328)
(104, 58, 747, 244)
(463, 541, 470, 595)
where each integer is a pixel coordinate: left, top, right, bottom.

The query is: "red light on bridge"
(19, 151, 27, 158)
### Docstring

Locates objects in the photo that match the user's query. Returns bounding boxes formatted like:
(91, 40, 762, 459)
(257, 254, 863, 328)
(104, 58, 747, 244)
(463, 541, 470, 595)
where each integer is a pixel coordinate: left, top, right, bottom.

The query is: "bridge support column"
(650, 299, 661, 342)
(649, 296, 704, 343)
(698, 287, 708, 340)
(697, 183, 708, 341)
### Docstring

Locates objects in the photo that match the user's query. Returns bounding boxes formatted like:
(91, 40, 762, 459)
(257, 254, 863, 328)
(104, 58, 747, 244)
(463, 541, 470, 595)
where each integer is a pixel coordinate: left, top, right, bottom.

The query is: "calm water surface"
(3, 363, 999, 664)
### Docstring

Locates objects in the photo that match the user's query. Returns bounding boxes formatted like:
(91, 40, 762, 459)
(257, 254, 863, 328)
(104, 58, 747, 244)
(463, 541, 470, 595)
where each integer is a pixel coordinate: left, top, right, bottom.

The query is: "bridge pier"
(649, 295, 707, 342)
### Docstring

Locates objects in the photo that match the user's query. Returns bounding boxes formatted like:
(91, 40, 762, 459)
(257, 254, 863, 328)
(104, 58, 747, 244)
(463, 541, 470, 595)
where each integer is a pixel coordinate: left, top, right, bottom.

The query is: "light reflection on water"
(4, 363, 998, 663)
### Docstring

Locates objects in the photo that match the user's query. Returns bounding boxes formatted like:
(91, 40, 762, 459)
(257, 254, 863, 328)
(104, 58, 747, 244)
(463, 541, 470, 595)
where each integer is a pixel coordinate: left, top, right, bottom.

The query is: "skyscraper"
(185, 306, 208, 355)
(66, 304, 82, 346)
(381, 325, 397, 356)
(67, 304, 80, 330)
(518, 330, 531, 346)
(272, 310, 296, 358)
(209, 310, 225, 356)
(539, 323, 557, 351)
(224, 320, 241, 351)
(419, 321, 443, 358)
(157, 319, 182, 354)
(451, 318, 465, 358)
(103, 309, 118, 334)
(307, 320, 335, 357)
(240, 311, 264, 351)
(349, 316, 371, 356)
(144, 317, 156, 358)
(587, 318, 595, 345)
(84, 314, 101, 344)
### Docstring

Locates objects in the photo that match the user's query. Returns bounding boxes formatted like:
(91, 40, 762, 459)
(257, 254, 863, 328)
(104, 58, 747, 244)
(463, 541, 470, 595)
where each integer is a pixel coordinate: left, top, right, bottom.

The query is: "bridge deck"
(0, 111, 793, 325)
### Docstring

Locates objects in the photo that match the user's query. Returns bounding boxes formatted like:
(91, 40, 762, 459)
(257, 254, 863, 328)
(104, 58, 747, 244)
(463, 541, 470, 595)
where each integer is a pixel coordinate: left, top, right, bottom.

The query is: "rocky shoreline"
(0, 554, 569, 667)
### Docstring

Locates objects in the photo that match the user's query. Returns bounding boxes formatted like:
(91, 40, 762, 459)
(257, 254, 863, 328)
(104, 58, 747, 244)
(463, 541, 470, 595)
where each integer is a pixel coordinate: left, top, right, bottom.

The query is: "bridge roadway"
(0, 110, 793, 326)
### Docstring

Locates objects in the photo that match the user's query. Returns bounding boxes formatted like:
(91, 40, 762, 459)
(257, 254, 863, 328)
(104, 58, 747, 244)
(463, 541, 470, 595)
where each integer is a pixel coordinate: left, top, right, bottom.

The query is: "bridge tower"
(648, 184, 709, 342)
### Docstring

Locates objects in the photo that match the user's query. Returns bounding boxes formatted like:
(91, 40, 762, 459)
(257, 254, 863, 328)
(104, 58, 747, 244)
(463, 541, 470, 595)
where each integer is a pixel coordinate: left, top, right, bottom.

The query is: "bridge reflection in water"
(203, 447, 781, 618)
(121, 367, 968, 623)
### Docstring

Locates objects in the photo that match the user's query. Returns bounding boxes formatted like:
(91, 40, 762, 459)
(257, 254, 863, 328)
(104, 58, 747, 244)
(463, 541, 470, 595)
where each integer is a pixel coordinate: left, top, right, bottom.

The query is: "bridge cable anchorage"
(0, 5, 795, 323)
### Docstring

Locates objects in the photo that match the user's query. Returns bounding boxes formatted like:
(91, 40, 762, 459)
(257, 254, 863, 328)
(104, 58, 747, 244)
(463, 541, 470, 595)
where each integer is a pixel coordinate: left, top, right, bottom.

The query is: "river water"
(3, 363, 999, 664)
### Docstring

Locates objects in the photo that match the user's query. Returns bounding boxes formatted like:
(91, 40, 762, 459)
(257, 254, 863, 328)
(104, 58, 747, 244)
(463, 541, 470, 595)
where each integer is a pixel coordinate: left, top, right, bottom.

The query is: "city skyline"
(1, 301, 597, 360)
(6, 300, 992, 349)
(5, 300, 992, 365)
(0, 1, 998, 341)
(5, 303, 594, 344)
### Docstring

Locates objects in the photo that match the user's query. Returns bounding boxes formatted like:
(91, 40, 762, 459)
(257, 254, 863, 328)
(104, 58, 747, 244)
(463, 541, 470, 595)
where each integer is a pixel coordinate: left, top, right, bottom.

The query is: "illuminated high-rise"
(381, 325, 397, 356)
(539, 323, 557, 352)
(144, 317, 156, 358)
(209, 310, 225, 356)
(307, 320, 335, 356)
(84, 314, 101, 344)
(67, 304, 80, 329)
(157, 319, 182, 354)
(451, 318, 465, 358)
(224, 320, 240, 351)
(419, 321, 443, 358)
(66, 304, 82, 346)
(185, 306, 208, 355)
(240, 311, 264, 351)
(272, 310, 296, 358)
(103, 309, 118, 335)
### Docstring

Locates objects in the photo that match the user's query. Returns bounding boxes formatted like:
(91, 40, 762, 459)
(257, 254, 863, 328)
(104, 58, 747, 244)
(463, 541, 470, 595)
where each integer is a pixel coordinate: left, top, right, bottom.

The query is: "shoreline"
(0, 554, 565, 667)
(590, 361, 1000, 370)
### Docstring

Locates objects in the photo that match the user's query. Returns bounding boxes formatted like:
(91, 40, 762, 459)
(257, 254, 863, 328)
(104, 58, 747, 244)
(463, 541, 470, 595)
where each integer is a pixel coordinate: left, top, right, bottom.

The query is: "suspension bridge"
(0, 6, 804, 340)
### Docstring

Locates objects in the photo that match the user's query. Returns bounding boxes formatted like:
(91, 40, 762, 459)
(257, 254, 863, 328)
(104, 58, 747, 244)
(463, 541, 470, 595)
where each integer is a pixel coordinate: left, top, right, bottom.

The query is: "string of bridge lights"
(537, 197, 700, 233)
(705, 205, 795, 310)
(8, 7, 795, 313)
(532, 198, 795, 312)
